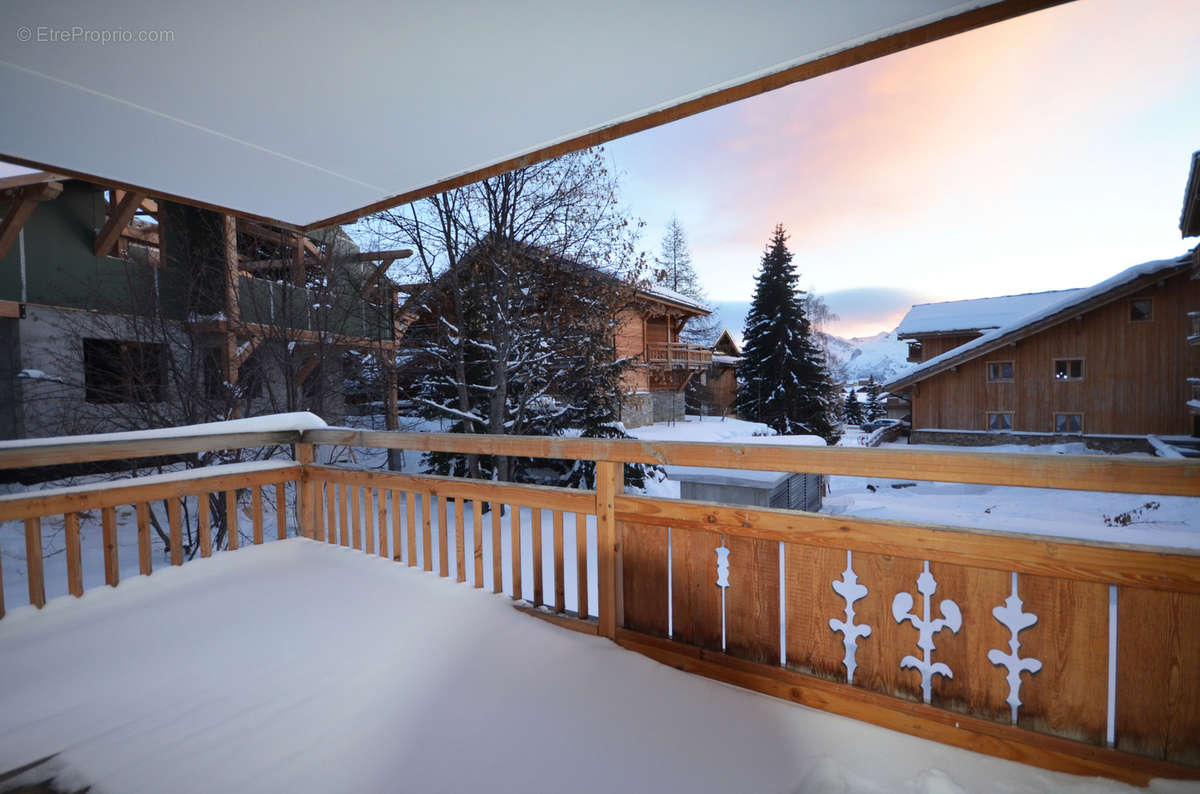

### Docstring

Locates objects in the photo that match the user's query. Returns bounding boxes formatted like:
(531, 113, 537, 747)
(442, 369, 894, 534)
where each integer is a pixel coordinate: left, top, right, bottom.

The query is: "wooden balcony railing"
(645, 341, 712, 369)
(0, 427, 1199, 785)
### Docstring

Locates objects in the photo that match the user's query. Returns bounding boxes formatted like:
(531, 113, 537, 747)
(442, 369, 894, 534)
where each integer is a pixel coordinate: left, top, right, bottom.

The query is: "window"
(1053, 358, 1084, 381)
(1129, 299, 1152, 322)
(1054, 413, 1083, 434)
(83, 339, 165, 403)
(987, 361, 1013, 382)
(987, 412, 1013, 431)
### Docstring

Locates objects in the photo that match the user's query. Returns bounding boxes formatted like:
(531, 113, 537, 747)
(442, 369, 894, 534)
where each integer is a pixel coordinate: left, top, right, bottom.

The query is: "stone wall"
(621, 390, 685, 428)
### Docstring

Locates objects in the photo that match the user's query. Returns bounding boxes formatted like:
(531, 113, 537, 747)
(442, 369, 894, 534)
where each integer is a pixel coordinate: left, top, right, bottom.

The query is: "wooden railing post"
(595, 460, 623, 639)
(295, 442, 315, 538)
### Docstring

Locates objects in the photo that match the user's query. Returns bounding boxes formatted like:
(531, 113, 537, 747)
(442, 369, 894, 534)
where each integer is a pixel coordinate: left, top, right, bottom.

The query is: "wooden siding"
(912, 271, 1200, 435)
(615, 308, 649, 393)
(911, 333, 981, 362)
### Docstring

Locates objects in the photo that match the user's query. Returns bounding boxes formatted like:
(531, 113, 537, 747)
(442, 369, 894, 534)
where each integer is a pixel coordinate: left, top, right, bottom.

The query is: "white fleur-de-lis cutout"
(893, 561, 962, 703)
(829, 549, 872, 685)
(987, 572, 1042, 723)
(715, 545, 730, 589)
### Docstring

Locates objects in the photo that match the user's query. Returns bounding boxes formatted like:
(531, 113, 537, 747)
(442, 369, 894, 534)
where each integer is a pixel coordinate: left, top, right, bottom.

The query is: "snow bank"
(0, 540, 1179, 793)
(0, 412, 328, 449)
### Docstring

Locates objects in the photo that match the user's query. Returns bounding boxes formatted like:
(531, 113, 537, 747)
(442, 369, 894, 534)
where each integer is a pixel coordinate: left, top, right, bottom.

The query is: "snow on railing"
(0, 422, 1198, 785)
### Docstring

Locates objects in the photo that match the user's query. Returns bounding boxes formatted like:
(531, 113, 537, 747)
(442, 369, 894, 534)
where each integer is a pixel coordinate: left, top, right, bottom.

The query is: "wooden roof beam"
(95, 189, 147, 257)
(350, 249, 413, 262)
(0, 181, 62, 261)
(0, 170, 66, 192)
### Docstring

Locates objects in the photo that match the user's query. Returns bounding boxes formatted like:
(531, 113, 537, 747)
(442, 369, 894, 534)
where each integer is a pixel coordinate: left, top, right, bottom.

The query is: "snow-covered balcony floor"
(0, 540, 1177, 794)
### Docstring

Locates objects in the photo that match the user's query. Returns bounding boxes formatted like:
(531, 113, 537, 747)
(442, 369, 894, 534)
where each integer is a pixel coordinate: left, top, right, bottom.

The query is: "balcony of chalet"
(0, 415, 1198, 792)
(643, 340, 713, 370)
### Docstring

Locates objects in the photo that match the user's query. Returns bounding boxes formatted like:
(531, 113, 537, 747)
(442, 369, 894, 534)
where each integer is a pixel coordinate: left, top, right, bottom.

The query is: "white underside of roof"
(0, 1, 1006, 225)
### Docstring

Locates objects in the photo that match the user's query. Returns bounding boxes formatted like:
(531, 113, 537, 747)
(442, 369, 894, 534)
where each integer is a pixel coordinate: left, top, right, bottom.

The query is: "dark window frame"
(986, 360, 1014, 382)
(1053, 357, 1084, 381)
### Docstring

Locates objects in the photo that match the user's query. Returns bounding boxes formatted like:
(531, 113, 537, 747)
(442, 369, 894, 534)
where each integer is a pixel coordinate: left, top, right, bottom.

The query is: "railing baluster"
(353, 486, 364, 551)
(168, 498, 183, 566)
(491, 502, 502, 594)
(473, 500, 483, 588)
(376, 488, 388, 559)
(136, 502, 152, 573)
(339, 482, 349, 547)
(226, 489, 239, 550)
(391, 489, 402, 562)
(439, 492, 449, 578)
(102, 506, 119, 586)
(252, 486, 264, 545)
(576, 512, 588, 618)
(325, 482, 337, 545)
(24, 517, 45, 607)
(406, 491, 416, 567)
(363, 488, 374, 555)
(313, 482, 325, 543)
(511, 505, 522, 600)
(65, 512, 82, 597)
(553, 510, 565, 613)
(197, 495, 211, 558)
(422, 491, 433, 572)
(532, 508, 543, 607)
(276, 483, 287, 541)
(455, 498, 465, 582)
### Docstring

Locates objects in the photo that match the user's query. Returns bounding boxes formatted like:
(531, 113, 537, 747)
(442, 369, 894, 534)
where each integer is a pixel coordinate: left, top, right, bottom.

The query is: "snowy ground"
(3, 539, 1195, 794)
(628, 417, 1200, 550)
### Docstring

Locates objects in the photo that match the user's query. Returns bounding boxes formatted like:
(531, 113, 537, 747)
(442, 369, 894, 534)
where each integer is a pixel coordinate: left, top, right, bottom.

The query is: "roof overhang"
(1182, 151, 1200, 238)
(0, 0, 1064, 230)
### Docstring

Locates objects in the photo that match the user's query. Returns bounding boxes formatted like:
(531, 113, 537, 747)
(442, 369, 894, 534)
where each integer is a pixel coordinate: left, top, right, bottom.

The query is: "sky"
(605, 0, 1200, 338)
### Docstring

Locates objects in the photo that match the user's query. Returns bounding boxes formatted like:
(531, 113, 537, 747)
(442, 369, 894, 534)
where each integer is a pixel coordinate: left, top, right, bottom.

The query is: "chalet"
(0, 175, 410, 440)
(898, 288, 1083, 364)
(685, 328, 741, 417)
(615, 284, 717, 426)
(884, 254, 1200, 448)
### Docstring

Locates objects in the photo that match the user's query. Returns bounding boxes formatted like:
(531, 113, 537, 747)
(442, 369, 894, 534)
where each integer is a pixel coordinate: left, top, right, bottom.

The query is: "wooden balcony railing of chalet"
(645, 341, 712, 369)
(1, 429, 1199, 785)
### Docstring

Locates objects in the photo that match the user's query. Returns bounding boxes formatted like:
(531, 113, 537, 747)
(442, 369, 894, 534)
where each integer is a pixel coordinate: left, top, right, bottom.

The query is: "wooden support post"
(326, 483, 338, 545)
(197, 495, 211, 558)
(472, 501, 483, 588)
(276, 482, 287, 541)
(406, 491, 417, 565)
(94, 190, 146, 257)
(595, 461, 622, 638)
(363, 488, 374, 554)
(352, 486, 362, 550)
(168, 498, 183, 565)
(101, 507, 118, 586)
(137, 502, 152, 573)
(65, 512, 82, 597)
(292, 235, 306, 287)
(0, 181, 61, 261)
(422, 491, 433, 571)
(455, 499, 465, 582)
(577, 512, 588, 618)
(391, 490, 402, 562)
(491, 503, 502, 594)
(376, 488, 388, 559)
(24, 518, 44, 607)
(439, 493, 449, 577)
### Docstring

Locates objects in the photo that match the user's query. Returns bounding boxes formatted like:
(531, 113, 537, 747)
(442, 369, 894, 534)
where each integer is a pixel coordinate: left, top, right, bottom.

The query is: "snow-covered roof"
(639, 283, 711, 314)
(886, 255, 1194, 391)
(1181, 150, 1200, 238)
(896, 289, 1085, 337)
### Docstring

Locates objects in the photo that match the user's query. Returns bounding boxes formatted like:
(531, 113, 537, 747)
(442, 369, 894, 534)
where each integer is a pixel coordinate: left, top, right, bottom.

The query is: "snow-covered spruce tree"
(843, 388, 864, 426)
(366, 149, 650, 488)
(863, 376, 885, 421)
(735, 225, 840, 443)
(654, 215, 718, 345)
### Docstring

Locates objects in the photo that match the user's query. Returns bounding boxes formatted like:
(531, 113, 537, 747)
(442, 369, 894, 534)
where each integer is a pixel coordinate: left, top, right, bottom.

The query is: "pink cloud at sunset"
(608, 0, 1200, 338)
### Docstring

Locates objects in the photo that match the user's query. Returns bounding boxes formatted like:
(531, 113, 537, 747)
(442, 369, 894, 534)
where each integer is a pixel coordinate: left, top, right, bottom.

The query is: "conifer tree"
(735, 225, 840, 442)
(864, 376, 885, 421)
(655, 215, 718, 345)
(843, 388, 863, 426)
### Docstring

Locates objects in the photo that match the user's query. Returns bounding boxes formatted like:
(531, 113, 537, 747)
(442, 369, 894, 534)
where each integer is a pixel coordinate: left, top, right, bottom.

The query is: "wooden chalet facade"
(0, 174, 411, 439)
(614, 284, 716, 426)
(885, 255, 1200, 446)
